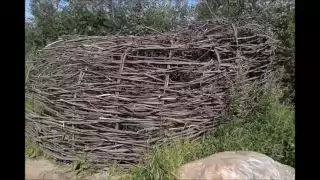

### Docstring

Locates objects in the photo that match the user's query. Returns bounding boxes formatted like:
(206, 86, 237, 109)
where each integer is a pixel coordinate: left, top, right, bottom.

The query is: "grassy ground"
(25, 138, 43, 158)
(128, 82, 295, 180)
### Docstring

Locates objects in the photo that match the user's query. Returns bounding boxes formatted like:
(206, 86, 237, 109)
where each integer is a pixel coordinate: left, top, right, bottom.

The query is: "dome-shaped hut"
(25, 21, 276, 168)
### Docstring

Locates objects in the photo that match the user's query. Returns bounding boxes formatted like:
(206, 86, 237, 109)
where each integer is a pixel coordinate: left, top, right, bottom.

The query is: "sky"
(25, 0, 32, 19)
(25, 0, 197, 20)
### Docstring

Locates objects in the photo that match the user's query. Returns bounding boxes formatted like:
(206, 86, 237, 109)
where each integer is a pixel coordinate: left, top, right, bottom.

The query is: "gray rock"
(176, 151, 295, 180)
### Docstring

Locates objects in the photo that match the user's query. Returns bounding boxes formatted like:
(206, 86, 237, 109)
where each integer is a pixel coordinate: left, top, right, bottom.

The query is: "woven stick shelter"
(25, 21, 276, 168)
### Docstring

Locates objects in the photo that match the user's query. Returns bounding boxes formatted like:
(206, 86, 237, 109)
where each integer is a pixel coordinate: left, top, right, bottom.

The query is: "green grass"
(71, 153, 98, 177)
(25, 49, 43, 115)
(25, 138, 43, 158)
(130, 141, 202, 180)
(128, 82, 295, 180)
(25, 96, 44, 114)
(25, 47, 38, 83)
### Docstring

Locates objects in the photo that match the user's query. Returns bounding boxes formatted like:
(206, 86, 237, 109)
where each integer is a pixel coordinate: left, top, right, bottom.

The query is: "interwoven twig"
(25, 20, 277, 169)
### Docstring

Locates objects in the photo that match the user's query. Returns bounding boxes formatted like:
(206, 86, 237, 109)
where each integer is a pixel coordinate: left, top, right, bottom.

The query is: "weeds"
(72, 153, 92, 175)
(25, 48, 37, 83)
(201, 88, 295, 167)
(25, 138, 43, 158)
(130, 141, 202, 180)
(108, 167, 131, 180)
(25, 96, 44, 114)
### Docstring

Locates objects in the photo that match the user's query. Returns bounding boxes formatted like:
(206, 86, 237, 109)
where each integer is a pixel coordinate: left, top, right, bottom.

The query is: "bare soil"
(25, 158, 116, 180)
(25, 158, 68, 180)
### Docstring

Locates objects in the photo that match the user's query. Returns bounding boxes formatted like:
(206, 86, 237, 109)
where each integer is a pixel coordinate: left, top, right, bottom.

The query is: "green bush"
(201, 85, 295, 167)
(26, 0, 191, 50)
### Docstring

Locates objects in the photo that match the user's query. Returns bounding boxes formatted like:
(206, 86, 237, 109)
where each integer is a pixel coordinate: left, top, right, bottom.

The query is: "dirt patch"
(25, 158, 122, 180)
(25, 158, 68, 180)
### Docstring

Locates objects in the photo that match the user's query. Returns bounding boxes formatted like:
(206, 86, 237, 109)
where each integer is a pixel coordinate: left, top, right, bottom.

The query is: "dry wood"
(25, 20, 276, 169)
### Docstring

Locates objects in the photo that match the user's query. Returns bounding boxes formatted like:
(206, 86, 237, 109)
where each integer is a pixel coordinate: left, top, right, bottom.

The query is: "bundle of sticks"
(25, 20, 277, 168)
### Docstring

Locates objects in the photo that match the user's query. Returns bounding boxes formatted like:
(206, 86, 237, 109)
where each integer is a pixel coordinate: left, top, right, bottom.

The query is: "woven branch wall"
(25, 21, 276, 168)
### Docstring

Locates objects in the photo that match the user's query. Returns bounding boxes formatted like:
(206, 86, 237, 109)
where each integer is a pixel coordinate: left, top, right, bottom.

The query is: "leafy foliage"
(26, 0, 192, 51)
(72, 153, 91, 175)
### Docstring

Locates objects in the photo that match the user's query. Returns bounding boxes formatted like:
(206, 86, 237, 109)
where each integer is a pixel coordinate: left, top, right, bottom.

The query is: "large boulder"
(176, 151, 295, 180)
